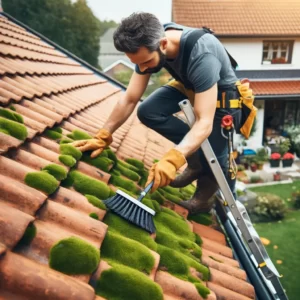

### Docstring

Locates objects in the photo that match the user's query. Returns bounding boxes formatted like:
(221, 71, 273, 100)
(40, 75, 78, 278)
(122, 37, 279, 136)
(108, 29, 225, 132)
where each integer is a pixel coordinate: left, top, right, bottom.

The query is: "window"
(262, 41, 294, 64)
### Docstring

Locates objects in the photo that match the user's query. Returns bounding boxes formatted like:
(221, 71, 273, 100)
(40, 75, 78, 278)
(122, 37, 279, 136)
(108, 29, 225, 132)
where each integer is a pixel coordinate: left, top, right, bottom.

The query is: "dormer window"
(262, 41, 294, 64)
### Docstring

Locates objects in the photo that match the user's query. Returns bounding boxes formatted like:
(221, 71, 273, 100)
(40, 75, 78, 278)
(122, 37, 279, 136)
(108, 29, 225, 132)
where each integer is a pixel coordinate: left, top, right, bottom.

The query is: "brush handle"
(137, 181, 154, 202)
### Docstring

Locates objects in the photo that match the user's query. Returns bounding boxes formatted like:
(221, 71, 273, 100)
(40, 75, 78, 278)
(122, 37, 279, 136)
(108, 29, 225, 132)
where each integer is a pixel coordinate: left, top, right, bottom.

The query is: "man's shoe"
(179, 175, 218, 214)
(170, 151, 202, 188)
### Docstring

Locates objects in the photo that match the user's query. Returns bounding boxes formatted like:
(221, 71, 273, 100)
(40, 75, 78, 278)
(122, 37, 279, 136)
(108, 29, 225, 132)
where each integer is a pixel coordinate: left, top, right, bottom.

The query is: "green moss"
(159, 189, 182, 204)
(194, 233, 203, 246)
(18, 223, 36, 245)
(42, 164, 67, 181)
(9, 105, 16, 111)
(105, 148, 118, 164)
(25, 171, 59, 195)
(0, 128, 9, 135)
(188, 212, 213, 226)
(161, 207, 182, 219)
(115, 163, 140, 182)
(125, 158, 144, 170)
(59, 138, 73, 144)
(67, 129, 92, 140)
(59, 155, 77, 167)
(101, 231, 154, 274)
(138, 169, 149, 187)
(0, 117, 27, 140)
(180, 184, 196, 197)
(60, 144, 82, 160)
(45, 129, 62, 140)
(82, 154, 114, 172)
(103, 213, 157, 251)
(208, 255, 224, 263)
(109, 175, 140, 194)
(96, 263, 163, 300)
(109, 189, 116, 197)
(141, 198, 161, 213)
(70, 171, 110, 200)
(51, 127, 63, 134)
(111, 169, 121, 176)
(117, 160, 140, 173)
(161, 186, 182, 197)
(150, 190, 165, 205)
(194, 282, 210, 298)
(0, 108, 23, 123)
(89, 212, 99, 220)
(184, 255, 210, 281)
(60, 173, 74, 187)
(49, 236, 100, 274)
(85, 194, 107, 210)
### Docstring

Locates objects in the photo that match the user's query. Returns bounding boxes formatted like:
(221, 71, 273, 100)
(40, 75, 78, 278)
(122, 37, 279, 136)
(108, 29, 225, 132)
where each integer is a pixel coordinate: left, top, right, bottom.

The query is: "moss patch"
(161, 186, 182, 197)
(0, 117, 27, 140)
(59, 138, 73, 144)
(82, 154, 114, 172)
(115, 163, 140, 182)
(18, 223, 36, 246)
(101, 231, 154, 274)
(60, 144, 82, 160)
(89, 212, 99, 220)
(70, 171, 110, 200)
(45, 129, 62, 140)
(103, 213, 157, 251)
(60, 173, 74, 187)
(138, 169, 149, 187)
(158, 189, 182, 204)
(0, 108, 23, 123)
(85, 194, 106, 210)
(59, 155, 77, 167)
(49, 236, 100, 274)
(117, 160, 140, 173)
(150, 190, 165, 205)
(142, 198, 161, 213)
(105, 148, 118, 164)
(42, 164, 67, 181)
(188, 212, 213, 226)
(195, 282, 211, 298)
(194, 233, 203, 246)
(161, 207, 182, 219)
(125, 158, 144, 170)
(25, 171, 59, 195)
(109, 175, 140, 194)
(96, 263, 163, 300)
(51, 127, 63, 134)
(67, 129, 92, 140)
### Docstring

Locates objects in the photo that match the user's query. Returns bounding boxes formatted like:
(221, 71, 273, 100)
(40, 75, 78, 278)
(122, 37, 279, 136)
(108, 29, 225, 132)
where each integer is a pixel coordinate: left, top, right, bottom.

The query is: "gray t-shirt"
(136, 22, 238, 93)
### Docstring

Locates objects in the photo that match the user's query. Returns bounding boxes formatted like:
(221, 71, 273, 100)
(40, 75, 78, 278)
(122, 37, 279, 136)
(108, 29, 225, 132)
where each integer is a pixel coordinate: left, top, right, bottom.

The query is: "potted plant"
(282, 152, 294, 167)
(270, 152, 281, 168)
(250, 162, 258, 172)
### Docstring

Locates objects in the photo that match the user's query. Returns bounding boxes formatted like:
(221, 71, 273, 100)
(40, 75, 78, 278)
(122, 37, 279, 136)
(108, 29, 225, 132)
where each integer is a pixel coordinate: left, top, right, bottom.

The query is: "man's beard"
(143, 48, 166, 74)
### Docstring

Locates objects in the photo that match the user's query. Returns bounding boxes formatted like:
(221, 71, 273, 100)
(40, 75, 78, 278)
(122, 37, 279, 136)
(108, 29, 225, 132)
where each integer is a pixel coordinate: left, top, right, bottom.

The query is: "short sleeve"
(187, 52, 221, 93)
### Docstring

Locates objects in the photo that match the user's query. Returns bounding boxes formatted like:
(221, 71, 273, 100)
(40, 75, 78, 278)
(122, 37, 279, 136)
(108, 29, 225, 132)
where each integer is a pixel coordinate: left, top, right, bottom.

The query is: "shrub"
(249, 192, 287, 222)
(291, 191, 300, 209)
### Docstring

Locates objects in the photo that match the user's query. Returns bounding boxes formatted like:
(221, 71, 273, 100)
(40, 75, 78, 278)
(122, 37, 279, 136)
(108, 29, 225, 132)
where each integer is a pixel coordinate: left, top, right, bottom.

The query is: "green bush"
(49, 236, 100, 274)
(249, 192, 287, 222)
(292, 191, 300, 209)
(0, 117, 27, 140)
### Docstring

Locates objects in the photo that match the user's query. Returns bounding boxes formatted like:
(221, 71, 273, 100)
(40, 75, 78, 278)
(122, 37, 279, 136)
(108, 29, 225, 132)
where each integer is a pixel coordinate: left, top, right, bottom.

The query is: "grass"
(249, 180, 300, 299)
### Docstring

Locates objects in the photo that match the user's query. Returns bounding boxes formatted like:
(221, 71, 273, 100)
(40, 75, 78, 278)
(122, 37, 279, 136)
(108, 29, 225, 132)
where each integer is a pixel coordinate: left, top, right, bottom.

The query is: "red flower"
(270, 153, 281, 160)
(221, 115, 233, 129)
(283, 152, 294, 160)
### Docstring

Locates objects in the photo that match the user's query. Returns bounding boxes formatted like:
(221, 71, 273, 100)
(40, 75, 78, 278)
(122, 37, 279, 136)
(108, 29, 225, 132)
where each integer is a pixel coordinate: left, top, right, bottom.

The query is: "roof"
(251, 80, 300, 96)
(172, 0, 300, 37)
(236, 69, 300, 80)
(0, 12, 257, 300)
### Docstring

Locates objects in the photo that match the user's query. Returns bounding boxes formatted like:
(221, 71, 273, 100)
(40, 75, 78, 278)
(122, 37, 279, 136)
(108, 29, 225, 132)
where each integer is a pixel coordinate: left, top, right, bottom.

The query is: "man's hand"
(71, 128, 113, 158)
(146, 148, 186, 192)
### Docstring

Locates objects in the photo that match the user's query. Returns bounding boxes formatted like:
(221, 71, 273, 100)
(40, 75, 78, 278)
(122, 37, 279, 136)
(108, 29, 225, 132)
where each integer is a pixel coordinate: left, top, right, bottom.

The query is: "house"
(0, 7, 263, 300)
(98, 27, 133, 70)
(172, 0, 300, 150)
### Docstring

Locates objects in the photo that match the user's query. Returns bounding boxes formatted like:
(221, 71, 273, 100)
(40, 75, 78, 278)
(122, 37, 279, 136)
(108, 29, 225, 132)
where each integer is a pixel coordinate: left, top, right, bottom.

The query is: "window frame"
(261, 40, 294, 65)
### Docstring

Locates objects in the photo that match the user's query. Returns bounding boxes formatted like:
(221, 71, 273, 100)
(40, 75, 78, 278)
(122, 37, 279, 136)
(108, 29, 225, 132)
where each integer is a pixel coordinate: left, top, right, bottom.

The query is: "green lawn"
(249, 181, 300, 300)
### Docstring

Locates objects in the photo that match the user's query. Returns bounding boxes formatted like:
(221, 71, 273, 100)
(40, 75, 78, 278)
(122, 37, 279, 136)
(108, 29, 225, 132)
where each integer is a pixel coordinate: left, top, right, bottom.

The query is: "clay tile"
(162, 200, 189, 219)
(0, 251, 95, 300)
(77, 161, 111, 184)
(0, 86, 21, 102)
(69, 117, 98, 135)
(155, 271, 203, 300)
(191, 221, 226, 245)
(89, 260, 112, 286)
(201, 237, 233, 258)
(30, 136, 60, 154)
(148, 250, 160, 281)
(0, 201, 34, 249)
(209, 268, 255, 299)
(202, 249, 239, 268)
(0, 132, 22, 153)
(0, 174, 46, 216)
(41, 95, 74, 115)
(49, 187, 106, 221)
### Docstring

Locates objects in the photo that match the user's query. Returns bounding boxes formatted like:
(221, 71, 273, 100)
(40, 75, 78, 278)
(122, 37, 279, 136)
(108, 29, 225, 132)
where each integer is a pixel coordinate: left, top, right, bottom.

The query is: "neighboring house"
(172, 0, 300, 150)
(98, 27, 132, 70)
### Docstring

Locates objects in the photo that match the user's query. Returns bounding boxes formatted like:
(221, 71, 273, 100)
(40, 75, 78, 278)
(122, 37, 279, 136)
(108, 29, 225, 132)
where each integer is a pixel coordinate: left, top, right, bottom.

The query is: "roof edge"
(0, 12, 128, 92)
(217, 34, 300, 38)
(256, 94, 300, 99)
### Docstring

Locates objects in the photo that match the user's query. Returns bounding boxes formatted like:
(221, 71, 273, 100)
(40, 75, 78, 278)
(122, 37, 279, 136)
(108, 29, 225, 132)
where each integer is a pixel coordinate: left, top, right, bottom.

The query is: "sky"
(86, 0, 172, 23)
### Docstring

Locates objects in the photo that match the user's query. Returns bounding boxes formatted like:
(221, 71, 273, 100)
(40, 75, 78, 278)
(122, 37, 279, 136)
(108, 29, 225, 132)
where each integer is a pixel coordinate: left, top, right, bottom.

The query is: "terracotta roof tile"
(172, 0, 300, 36)
(0, 13, 258, 300)
(252, 80, 300, 95)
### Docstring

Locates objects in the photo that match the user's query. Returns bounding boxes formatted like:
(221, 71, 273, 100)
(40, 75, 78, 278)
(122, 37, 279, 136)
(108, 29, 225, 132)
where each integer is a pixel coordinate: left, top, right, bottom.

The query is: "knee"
(137, 101, 158, 126)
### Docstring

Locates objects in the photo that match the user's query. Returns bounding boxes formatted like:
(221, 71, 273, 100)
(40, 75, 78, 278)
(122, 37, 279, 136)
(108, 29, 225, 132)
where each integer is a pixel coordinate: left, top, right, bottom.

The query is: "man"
(72, 12, 243, 213)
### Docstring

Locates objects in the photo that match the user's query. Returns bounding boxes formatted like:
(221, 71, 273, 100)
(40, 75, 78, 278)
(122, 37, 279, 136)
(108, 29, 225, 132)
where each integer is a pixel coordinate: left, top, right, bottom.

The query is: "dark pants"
(137, 85, 242, 194)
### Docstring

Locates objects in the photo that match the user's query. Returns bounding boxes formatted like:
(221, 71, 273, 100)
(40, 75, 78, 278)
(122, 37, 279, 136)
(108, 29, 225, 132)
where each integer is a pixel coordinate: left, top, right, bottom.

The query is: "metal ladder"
(179, 99, 288, 300)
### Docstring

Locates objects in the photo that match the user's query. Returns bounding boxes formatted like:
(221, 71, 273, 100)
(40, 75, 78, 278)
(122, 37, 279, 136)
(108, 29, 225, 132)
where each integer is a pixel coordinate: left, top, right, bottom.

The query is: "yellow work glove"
(146, 148, 186, 192)
(71, 128, 113, 158)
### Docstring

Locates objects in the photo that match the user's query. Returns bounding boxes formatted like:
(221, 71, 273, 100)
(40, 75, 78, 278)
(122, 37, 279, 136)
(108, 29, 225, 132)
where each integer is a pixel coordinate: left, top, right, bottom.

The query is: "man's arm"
(174, 83, 218, 156)
(104, 71, 151, 133)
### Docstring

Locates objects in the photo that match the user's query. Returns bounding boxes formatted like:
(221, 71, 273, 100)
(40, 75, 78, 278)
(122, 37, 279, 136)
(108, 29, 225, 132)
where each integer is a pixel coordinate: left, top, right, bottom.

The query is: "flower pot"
(250, 165, 257, 172)
(257, 163, 264, 170)
(273, 173, 281, 181)
(269, 159, 280, 168)
(282, 159, 293, 168)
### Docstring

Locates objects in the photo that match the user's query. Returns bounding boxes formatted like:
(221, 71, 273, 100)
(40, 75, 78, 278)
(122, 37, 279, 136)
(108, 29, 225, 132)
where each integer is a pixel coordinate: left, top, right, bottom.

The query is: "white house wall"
(220, 38, 300, 70)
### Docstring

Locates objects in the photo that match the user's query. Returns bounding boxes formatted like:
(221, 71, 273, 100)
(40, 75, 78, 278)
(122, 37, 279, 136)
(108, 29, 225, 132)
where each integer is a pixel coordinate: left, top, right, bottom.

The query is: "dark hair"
(113, 12, 164, 53)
